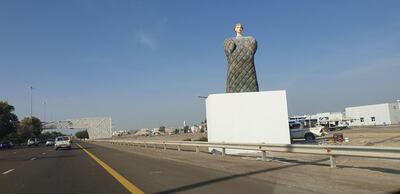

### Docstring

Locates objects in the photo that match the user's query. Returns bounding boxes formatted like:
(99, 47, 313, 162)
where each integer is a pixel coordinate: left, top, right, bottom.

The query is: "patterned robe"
(224, 36, 259, 93)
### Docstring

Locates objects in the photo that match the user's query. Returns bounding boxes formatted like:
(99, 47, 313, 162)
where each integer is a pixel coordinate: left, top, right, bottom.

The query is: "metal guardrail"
(93, 139, 400, 168)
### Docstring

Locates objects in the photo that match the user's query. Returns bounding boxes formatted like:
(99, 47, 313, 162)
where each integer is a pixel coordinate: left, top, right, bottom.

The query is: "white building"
(316, 112, 345, 122)
(345, 102, 400, 126)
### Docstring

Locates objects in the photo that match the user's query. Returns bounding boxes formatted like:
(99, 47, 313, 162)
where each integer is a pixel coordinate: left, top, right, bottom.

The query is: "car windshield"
(57, 137, 69, 141)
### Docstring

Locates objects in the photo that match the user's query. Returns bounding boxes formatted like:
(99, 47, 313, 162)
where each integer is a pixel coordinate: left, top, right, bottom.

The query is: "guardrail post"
(222, 148, 226, 157)
(196, 146, 199, 153)
(262, 151, 266, 161)
(163, 143, 166, 150)
(330, 155, 336, 168)
(178, 145, 181, 152)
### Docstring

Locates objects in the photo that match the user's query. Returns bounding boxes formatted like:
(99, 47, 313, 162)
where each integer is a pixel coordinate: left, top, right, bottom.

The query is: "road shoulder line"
(76, 143, 145, 194)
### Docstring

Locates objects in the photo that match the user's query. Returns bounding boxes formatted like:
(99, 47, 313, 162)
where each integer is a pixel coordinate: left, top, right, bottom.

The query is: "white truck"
(289, 122, 328, 142)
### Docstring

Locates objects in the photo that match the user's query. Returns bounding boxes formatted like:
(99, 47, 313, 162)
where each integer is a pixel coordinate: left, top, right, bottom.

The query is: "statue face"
(235, 24, 243, 34)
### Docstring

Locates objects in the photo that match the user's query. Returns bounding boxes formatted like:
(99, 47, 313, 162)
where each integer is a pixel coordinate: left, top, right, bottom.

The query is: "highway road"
(0, 142, 315, 194)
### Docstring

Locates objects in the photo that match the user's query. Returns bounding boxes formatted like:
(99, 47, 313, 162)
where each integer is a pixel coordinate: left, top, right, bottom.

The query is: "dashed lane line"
(2, 169, 15, 175)
(76, 143, 145, 194)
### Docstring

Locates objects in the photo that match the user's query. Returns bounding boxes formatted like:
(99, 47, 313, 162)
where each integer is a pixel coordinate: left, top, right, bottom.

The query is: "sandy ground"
(114, 132, 207, 141)
(339, 126, 400, 147)
(115, 126, 400, 147)
(102, 126, 400, 193)
(91, 141, 400, 194)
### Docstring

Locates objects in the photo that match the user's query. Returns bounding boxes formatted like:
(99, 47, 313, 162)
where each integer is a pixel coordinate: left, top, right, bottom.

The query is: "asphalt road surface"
(0, 142, 315, 194)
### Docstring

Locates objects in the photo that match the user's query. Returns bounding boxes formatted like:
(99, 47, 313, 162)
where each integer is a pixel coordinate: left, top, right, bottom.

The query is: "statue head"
(234, 23, 243, 37)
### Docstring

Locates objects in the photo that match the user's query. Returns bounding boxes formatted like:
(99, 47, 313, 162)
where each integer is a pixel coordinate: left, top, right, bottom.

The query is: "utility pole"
(197, 95, 208, 132)
(43, 101, 47, 122)
(29, 86, 33, 119)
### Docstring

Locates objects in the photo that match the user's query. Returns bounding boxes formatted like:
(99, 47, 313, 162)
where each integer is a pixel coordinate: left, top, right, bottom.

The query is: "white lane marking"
(31, 157, 36, 160)
(149, 171, 162, 174)
(2, 169, 15, 175)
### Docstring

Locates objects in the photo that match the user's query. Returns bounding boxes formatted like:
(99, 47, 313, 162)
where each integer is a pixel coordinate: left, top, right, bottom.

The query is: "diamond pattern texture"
(224, 36, 259, 93)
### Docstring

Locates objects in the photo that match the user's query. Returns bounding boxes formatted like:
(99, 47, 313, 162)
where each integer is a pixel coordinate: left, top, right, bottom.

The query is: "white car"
(289, 122, 328, 142)
(54, 136, 71, 150)
(27, 138, 39, 146)
(45, 139, 55, 146)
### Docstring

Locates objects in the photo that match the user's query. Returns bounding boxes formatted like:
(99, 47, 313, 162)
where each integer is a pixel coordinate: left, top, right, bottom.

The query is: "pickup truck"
(289, 122, 328, 142)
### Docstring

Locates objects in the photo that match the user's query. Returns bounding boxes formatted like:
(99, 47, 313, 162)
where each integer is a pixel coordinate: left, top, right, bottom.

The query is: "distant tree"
(41, 131, 65, 140)
(18, 117, 42, 140)
(200, 119, 207, 133)
(17, 122, 32, 141)
(75, 130, 89, 139)
(183, 126, 190, 133)
(159, 126, 166, 133)
(51, 131, 65, 137)
(0, 101, 19, 139)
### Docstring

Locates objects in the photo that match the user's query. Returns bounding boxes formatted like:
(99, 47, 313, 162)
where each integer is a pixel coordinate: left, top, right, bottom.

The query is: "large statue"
(224, 23, 259, 93)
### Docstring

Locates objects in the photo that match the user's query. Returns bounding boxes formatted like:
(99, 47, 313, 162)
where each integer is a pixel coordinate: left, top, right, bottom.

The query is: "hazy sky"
(1, 0, 399, 130)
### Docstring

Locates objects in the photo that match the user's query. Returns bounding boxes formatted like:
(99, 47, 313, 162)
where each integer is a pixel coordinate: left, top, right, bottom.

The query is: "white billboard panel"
(206, 91, 290, 154)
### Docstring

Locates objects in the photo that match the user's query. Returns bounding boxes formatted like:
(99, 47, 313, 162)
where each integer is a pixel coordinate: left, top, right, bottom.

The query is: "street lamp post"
(197, 96, 208, 132)
(43, 101, 47, 123)
(29, 86, 33, 119)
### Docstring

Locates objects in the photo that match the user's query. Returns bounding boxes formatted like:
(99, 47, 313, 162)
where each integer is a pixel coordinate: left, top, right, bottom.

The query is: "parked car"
(27, 138, 39, 146)
(289, 122, 328, 142)
(45, 139, 55, 146)
(0, 140, 14, 149)
(54, 136, 71, 150)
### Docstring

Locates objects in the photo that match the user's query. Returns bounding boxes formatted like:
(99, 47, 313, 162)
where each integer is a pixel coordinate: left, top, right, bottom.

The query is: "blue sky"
(1, 0, 399, 130)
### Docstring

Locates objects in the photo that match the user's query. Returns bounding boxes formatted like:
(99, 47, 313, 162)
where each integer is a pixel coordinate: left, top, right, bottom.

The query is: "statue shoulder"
(246, 36, 257, 42)
(246, 36, 257, 48)
(224, 38, 236, 55)
(224, 38, 235, 45)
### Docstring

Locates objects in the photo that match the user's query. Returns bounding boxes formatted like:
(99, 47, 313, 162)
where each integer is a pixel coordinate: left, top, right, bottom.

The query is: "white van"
(54, 136, 71, 150)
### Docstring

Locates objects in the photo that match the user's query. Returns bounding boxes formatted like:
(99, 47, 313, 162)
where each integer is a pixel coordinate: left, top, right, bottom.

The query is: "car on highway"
(27, 138, 39, 146)
(289, 122, 329, 142)
(0, 140, 14, 149)
(45, 139, 55, 146)
(54, 136, 71, 150)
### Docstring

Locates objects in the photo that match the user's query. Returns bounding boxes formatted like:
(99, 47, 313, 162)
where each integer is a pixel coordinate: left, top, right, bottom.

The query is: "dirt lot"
(115, 125, 400, 147)
(338, 126, 400, 147)
(114, 132, 207, 141)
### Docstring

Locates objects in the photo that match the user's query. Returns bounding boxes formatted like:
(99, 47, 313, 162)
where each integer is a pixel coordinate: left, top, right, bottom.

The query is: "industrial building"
(345, 101, 400, 126)
(290, 101, 400, 128)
